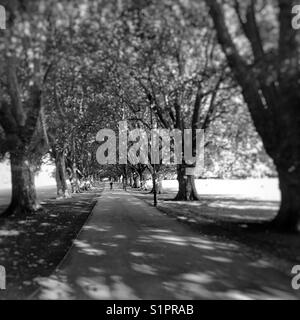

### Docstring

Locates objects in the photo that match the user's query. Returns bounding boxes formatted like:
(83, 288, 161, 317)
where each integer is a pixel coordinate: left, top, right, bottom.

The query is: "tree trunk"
(2, 152, 39, 217)
(174, 165, 186, 200)
(123, 176, 127, 190)
(271, 169, 300, 232)
(128, 173, 133, 187)
(186, 175, 199, 200)
(70, 164, 81, 193)
(204, 0, 300, 232)
(174, 165, 199, 201)
(122, 165, 128, 190)
(151, 171, 157, 206)
(138, 172, 146, 189)
(133, 174, 141, 188)
(55, 152, 71, 198)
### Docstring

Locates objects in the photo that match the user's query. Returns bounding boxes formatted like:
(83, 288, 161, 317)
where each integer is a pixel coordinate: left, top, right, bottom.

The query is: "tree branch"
(204, 0, 277, 156)
(7, 56, 26, 126)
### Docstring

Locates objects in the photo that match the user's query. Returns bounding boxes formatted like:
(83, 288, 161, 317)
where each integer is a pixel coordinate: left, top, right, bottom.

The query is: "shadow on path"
(33, 189, 300, 300)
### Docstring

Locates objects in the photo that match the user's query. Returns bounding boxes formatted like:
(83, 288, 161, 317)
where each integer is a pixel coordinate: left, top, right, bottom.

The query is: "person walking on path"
(110, 181, 113, 190)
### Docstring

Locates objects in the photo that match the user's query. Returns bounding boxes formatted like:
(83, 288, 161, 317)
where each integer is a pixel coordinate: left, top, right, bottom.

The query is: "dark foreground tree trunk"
(174, 165, 199, 201)
(204, 0, 300, 232)
(2, 152, 39, 217)
(271, 169, 300, 232)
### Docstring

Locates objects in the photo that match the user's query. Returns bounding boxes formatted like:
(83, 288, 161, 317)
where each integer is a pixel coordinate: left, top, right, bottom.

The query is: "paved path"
(34, 187, 300, 300)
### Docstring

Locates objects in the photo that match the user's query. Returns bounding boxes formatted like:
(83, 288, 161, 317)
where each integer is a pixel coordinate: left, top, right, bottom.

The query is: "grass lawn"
(130, 178, 300, 278)
(0, 188, 102, 300)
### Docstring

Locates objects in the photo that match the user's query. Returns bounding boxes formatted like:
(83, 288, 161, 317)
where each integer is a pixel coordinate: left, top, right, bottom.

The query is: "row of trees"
(0, 0, 298, 231)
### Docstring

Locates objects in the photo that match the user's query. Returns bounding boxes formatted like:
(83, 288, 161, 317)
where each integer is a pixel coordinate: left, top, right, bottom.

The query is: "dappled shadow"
(34, 190, 299, 300)
(132, 190, 300, 275)
(132, 189, 279, 224)
(189, 194, 278, 223)
(0, 188, 103, 300)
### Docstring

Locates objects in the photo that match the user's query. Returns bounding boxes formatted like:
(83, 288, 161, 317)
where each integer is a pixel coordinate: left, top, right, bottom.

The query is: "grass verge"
(0, 188, 102, 300)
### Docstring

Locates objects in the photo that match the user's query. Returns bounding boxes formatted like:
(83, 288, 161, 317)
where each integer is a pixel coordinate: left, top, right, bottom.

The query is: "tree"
(115, 0, 227, 200)
(0, 0, 54, 216)
(204, 0, 300, 231)
(43, 0, 120, 196)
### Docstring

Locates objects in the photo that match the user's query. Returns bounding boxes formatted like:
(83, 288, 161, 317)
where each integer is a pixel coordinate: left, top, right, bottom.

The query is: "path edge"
(27, 190, 103, 300)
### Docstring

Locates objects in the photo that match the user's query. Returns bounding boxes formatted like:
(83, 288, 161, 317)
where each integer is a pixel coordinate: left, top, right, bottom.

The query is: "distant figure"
(110, 181, 113, 190)
(123, 179, 127, 191)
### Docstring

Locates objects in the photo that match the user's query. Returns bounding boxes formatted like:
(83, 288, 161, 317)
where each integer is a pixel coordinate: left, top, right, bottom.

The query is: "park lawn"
(130, 182, 300, 277)
(0, 189, 102, 300)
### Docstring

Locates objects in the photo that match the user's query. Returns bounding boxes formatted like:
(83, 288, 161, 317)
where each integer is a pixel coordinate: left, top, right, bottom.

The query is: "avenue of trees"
(0, 0, 299, 232)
